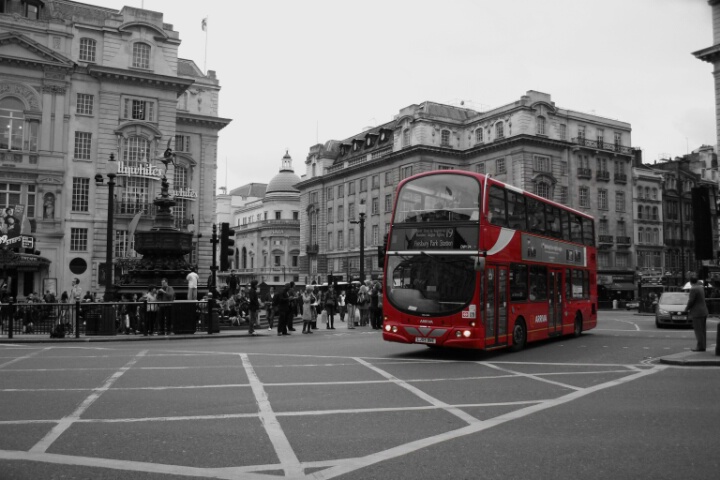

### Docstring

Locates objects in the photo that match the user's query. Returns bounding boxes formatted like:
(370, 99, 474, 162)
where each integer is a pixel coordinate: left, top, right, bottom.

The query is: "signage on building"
(0, 234, 33, 247)
(172, 188, 198, 199)
(116, 161, 163, 180)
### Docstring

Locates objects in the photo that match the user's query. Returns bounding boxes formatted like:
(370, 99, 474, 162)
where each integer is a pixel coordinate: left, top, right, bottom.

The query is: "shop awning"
(608, 282, 636, 291)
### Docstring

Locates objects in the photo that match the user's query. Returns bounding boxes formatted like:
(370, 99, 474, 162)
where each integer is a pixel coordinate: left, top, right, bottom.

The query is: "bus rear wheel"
(511, 319, 527, 352)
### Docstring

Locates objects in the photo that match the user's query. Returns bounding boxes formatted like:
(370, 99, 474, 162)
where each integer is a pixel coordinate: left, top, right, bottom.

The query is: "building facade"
(223, 152, 301, 286)
(296, 91, 637, 293)
(0, 0, 230, 299)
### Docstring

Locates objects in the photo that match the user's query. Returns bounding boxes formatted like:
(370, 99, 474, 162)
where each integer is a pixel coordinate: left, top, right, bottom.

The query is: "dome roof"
(264, 151, 301, 199)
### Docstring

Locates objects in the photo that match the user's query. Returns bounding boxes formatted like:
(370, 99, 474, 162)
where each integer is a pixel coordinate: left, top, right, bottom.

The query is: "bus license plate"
(415, 337, 436, 344)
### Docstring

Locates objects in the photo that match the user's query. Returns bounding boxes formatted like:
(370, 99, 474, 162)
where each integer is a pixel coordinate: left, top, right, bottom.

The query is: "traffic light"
(219, 222, 235, 272)
(377, 233, 388, 268)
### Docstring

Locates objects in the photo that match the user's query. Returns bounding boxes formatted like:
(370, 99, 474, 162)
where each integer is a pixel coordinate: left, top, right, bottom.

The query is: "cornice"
(177, 112, 232, 130)
(87, 64, 194, 94)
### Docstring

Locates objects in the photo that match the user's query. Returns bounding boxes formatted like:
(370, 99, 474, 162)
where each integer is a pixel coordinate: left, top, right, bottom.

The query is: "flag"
(201, 17, 207, 31)
(128, 211, 143, 237)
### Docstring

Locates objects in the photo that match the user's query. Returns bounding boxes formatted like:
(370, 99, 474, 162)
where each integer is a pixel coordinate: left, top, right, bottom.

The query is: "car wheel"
(511, 319, 527, 352)
(655, 317, 663, 328)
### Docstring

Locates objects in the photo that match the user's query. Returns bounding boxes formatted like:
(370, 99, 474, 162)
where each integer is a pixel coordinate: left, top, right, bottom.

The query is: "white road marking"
(239, 352, 303, 478)
(0, 346, 48, 369)
(28, 350, 147, 454)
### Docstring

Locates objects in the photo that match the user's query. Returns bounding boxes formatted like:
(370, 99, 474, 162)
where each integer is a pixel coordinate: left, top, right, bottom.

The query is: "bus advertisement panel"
(382, 171, 597, 351)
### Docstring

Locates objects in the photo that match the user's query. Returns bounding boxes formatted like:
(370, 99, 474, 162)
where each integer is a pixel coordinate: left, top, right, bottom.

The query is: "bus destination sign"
(392, 226, 478, 251)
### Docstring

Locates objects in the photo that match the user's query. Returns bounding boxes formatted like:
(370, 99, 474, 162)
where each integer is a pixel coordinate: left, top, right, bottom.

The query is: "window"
(0, 97, 38, 152)
(616, 252, 629, 269)
(560, 161, 568, 176)
(598, 189, 608, 210)
(292, 255, 299, 267)
(27, 185, 35, 218)
(337, 204, 343, 222)
(617, 220, 626, 237)
(74, 94, 94, 117)
(79, 38, 96, 62)
(496, 158, 506, 174)
(385, 171, 393, 186)
(527, 197, 545, 235)
(578, 125, 586, 140)
(616, 192, 625, 212)
(372, 175, 379, 189)
(348, 181, 355, 195)
(327, 232, 333, 251)
(114, 230, 137, 258)
(614, 132, 622, 146)
(529, 266, 547, 300)
(132, 42, 151, 69)
(495, 122, 504, 139)
(385, 194, 392, 213)
(401, 165, 413, 180)
(535, 181, 550, 199)
(327, 207, 333, 223)
(597, 128, 604, 145)
(310, 191, 318, 204)
(597, 157, 608, 172)
(599, 219, 609, 236)
(614, 160, 624, 175)
(507, 191, 526, 231)
(0, 183, 21, 213)
(510, 264, 528, 301)
(74, 132, 92, 160)
(72, 178, 89, 212)
(579, 186, 589, 208)
(475, 128, 483, 143)
(175, 135, 191, 152)
(23, 0, 40, 19)
(402, 129, 410, 147)
(70, 228, 88, 251)
(559, 124, 566, 140)
(559, 186, 568, 205)
(534, 155, 551, 172)
(360, 178, 367, 192)
(441, 129, 451, 146)
(372, 225, 379, 245)
(327, 186, 333, 200)
(338, 231, 344, 250)
(537, 116, 546, 135)
(489, 186, 507, 227)
(348, 202, 355, 220)
(476, 163, 485, 174)
(123, 98, 155, 122)
(274, 255, 281, 267)
(275, 211, 281, 220)
(349, 228, 355, 248)
(337, 184, 344, 198)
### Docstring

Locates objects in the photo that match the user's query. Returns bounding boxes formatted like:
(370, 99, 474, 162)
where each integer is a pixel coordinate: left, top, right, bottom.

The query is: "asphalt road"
(1, 311, 719, 480)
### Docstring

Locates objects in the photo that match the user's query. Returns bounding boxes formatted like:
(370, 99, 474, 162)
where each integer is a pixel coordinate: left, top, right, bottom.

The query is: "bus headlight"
(392, 325, 398, 333)
(455, 331, 462, 338)
(469, 321, 476, 327)
(384, 324, 391, 332)
(463, 330, 471, 338)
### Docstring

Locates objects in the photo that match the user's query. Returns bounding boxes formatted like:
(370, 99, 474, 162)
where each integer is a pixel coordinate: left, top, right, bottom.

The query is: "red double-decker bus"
(382, 170, 597, 351)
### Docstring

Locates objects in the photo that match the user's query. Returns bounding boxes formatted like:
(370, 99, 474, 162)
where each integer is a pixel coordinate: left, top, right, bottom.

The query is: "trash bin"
(171, 302, 197, 335)
(612, 299, 618, 310)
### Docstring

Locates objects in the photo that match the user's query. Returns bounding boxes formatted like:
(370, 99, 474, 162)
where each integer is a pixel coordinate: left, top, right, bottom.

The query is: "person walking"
(142, 286, 157, 336)
(358, 281, 371, 327)
(301, 285, 316, 334)
(346, 284, 357, 329)
(157, 278, 176, 335)
(325, 284, 337, 329)
(186, 267, 199, 300)
(337, 289, 346, 323)
(227, 270, 239, 296)
(247, 280, 260, 336)
(276, 283, 291, 336)
(370, 282, 381, 329)
(686, 274, 709, 352)
(264, 286, 276, 331)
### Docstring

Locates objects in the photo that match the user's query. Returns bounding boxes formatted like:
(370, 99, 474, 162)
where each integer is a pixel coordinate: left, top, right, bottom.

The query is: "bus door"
(548, 268, 563, 335)
(484, 266, 509, 346)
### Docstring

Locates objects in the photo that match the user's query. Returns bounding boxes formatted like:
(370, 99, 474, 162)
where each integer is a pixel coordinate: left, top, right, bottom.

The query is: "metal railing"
(0, 299, 219, 338)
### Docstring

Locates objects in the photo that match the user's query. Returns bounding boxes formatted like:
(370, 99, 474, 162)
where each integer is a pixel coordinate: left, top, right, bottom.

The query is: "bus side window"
(582, 217, 595, 246)
(509, 263, 528, 301)
(507, 191, 527, 231)
(527, 197, 545, 235)
(570, 214, 583, 243)
(529, 265, 547, 300)
(560, 210, 571, 241)
(546, 205, 562, 238)
(488, 185, 507, 227)
(565, 268, 572, 300)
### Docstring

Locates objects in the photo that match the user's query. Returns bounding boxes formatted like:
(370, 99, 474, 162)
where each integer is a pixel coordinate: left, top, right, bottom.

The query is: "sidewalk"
(659, 348, 720, 366)
(0, 317, 359, 344)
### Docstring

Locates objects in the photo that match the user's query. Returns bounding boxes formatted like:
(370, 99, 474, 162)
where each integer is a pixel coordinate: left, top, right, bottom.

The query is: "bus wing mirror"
(474, 256, 485, 272)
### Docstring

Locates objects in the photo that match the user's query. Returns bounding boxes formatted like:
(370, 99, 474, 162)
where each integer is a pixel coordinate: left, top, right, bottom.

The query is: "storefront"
(597, 272, 637, 304)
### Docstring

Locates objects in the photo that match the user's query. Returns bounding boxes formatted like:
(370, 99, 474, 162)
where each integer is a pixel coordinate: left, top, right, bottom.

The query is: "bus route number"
(535, 315, 547, 324)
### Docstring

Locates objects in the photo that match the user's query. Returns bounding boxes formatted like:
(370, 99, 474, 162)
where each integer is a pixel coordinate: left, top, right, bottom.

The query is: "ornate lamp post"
(351, 199, 367, 282)
(94, 154, 117, 302)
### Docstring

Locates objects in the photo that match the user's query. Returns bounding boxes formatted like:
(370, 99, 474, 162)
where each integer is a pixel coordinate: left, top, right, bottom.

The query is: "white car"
(655, 292, 691, 328)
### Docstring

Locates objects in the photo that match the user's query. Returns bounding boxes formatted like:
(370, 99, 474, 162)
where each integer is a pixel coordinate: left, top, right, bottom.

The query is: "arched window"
(644, 206, 651, 219)
(0, 97, 38, 151)
(132, 42, 151, 69)
(495, 122, 504, 139)
(441, 129, 451, 146)
(536, 116, 546, 135)
(475, 128, 483, 143)
(637, 186, 644, 199)
(79, 38, 96, 62)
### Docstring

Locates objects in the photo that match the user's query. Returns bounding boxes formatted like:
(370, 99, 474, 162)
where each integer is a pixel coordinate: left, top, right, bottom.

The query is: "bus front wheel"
(511, 319, 527, 352)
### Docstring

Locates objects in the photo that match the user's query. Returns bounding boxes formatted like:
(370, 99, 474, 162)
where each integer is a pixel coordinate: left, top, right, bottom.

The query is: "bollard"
(7, 298, 14, 339)
(612, 299, 618, 310)
(75, 299, 81, 338)
(207, 298, 215, 334)
(143, 299, 149, 336)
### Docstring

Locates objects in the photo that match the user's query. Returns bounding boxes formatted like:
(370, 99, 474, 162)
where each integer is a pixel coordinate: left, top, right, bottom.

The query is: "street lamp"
(95, 154, 117, 302)
(350, 199, 367, 283)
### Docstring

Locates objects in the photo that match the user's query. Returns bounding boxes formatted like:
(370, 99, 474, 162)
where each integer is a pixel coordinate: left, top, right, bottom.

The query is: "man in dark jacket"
(276, 283, 291, 336)
(685, 275, 709, 352)
(247, 280, 259, 336)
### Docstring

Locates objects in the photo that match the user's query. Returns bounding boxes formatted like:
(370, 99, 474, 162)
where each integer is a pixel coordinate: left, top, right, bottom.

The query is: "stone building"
(0, 0, 230, 299)
(296, 90, 637, 291)
(225, 152, 301, 286)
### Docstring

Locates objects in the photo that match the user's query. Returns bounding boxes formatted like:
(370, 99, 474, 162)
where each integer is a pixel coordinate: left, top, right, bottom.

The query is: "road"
(1, 311, 719, 479)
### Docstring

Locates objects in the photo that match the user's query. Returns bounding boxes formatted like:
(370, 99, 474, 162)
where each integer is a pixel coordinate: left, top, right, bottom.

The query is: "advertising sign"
(521, 233, 586, 267)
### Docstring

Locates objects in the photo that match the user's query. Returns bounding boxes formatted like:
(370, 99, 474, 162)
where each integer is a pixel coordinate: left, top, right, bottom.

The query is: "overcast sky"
(88, 0, 716, 191)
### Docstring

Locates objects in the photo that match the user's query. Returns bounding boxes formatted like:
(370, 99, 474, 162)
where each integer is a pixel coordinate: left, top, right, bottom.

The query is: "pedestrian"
(301, 285, 316, 334)
(276, 283, 291, 336)
(310, 284, 319, 329)
(157, 278, 176, 335)
(286, 281, 297, 331)
(247, 280, 260, 336)
(264, 286, 276, 331)
(186, 267, 199, 300)
(227, 270, 239, 296)
(338, 289, 346, 323)
(358, 281, 371, 326)
(370, 282, 381, 329)
(325, 284, 337, 329)
(686, 274, 709, 352)
(70, 278, 82, 301)
(346, 284, 357, 329)
(141, 286, 157, 336)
